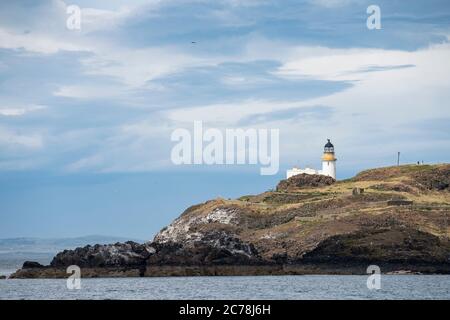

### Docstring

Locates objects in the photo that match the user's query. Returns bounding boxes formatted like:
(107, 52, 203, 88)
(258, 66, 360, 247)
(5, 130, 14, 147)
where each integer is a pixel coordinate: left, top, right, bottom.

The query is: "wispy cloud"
(309, 0, 364, 8)
(0, 104, 47, 116)
(0, 126, 44, 149)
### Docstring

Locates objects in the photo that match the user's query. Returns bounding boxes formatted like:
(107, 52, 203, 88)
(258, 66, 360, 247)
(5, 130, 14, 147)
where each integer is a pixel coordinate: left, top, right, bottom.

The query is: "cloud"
(309, 0, 363, 8)
(275, 47, 419, 81)
(0, 105, 47, 116)
(238, 105, 333, 126)
(165, 99, 293, 125)
(0, 28, 88, 54)
(80, 47, 206, 88)
(79, 7, 133, 33)
(64, 119, 173, 172)
(165, 43, 449, 125)
(0, 1, 203, 89)
(161, 41, 450, 173)
(298, 43, 450, 119)
(147, 39, 449, 171)
(0, 127, 44, 149)
(53, 85, 125, 99)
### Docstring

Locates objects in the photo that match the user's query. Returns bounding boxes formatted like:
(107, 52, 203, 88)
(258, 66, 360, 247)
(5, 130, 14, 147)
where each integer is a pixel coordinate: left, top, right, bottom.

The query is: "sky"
(0, 0, 449, 240)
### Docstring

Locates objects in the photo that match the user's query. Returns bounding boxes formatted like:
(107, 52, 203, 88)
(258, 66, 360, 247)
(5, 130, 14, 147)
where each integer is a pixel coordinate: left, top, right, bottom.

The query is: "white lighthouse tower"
(286, 139, 338, 180)
(321, 139, 337, 179)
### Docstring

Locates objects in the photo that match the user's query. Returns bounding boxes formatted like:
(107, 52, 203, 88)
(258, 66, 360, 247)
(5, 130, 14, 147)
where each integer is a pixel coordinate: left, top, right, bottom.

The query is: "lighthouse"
(321, 139, 337, 179)
(286, 139, 337, 180)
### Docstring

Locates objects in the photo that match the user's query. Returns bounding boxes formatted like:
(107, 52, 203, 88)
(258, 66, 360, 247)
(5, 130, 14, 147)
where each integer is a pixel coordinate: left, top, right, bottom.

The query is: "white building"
(286, 139, 337, 180)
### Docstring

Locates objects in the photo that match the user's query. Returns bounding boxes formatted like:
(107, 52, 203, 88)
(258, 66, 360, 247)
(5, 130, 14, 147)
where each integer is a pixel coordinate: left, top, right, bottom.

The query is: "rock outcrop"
(22, 261, 45, 269)
(412, 166, 450, 191)
(11, 164, 450, 278)
(276, 173, 335, 191)
(50, 241, 153, 268)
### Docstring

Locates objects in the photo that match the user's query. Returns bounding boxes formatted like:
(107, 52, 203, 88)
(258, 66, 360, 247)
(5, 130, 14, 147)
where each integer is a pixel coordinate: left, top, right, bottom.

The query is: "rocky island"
(10, 164, 450, 278)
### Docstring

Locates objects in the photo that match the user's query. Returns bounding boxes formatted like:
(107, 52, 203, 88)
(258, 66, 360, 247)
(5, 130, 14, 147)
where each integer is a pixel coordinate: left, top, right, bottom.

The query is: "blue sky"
(0, 0, 449, 239)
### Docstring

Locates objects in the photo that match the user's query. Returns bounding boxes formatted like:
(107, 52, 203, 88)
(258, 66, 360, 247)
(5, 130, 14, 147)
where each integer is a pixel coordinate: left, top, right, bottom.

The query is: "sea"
(1, 275, 449, 300)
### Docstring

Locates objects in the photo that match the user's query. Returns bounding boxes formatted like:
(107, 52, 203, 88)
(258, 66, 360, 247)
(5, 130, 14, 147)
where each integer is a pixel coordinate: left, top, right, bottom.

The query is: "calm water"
(1, 275, 449, 300)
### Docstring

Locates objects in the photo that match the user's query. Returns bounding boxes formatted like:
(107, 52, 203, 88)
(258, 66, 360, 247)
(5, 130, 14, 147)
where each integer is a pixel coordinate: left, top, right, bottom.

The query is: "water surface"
(1, 275, 449, 300)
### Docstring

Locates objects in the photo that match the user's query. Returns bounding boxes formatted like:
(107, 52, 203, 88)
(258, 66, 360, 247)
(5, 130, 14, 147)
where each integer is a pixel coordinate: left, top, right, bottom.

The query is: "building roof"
(324, 139, 334, 148)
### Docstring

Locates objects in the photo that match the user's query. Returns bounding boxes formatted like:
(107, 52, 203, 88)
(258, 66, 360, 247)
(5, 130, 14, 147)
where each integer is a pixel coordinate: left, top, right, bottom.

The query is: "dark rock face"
(50, 241, 154, 268)
(27, 235, 260, 272)
(276, 174, 335, 191)
(23, 261, 45, 269)
(302, 228, 450, 264)
(148, 232, 261, 266)
(150, 205, 262, 266)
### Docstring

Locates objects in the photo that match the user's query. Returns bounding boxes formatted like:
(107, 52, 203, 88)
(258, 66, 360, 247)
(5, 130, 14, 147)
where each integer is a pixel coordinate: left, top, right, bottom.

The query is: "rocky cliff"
(10, 164, 450, 278)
